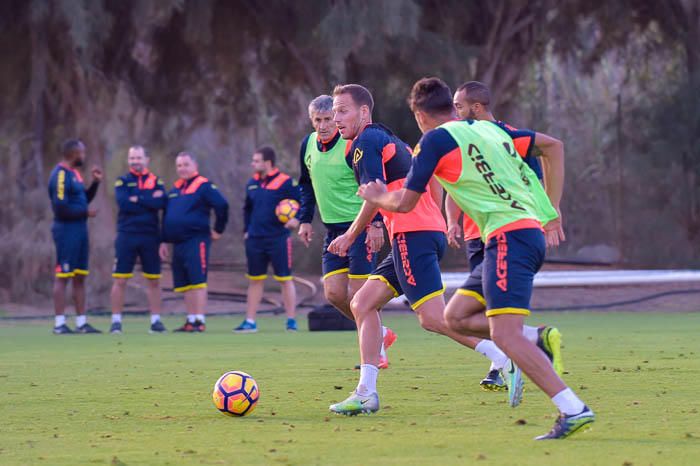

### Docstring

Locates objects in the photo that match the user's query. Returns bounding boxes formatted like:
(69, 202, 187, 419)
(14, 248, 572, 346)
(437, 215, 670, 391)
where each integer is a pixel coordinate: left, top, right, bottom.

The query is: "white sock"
(356, 364, 379, 396)
(246, 318, 255, 324)
(187, 314, 196, 323)
(195, 314, 205, 323)
(112, 313, 122, 323)
(523, 325, 539, 343)
(150, 314, 161, 324)
(76, 315, 87, 327)
(55, 315, 66, 327)
(474, 340, 508, 370)
(551, 388, 585, 415)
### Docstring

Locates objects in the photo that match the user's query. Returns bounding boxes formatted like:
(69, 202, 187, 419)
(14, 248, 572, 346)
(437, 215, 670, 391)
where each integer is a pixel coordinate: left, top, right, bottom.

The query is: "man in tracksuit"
(110, 145, 168, 334)
(48, 139, 103, 334)
(159, 151, 229, 332)
(234, 146, 301, 333)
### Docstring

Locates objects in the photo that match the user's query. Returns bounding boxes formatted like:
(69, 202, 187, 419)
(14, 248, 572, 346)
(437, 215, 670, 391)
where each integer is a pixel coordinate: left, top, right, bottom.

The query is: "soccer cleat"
(193, 320, 206, 332)
(480, 369, 508, 392)
(110, 322, 122, 334)
(377, 355, 389, 370)
(52, 324, 74, 335)
(149, 320, 167, 333)
(286, 318, 298, 332)
(329, 391, 380, 416)
(76, 323, 102, 334)
(535, 406, 595, 440)
(504, 359, 524, 407)
(174, 320, 196, 333)
(537, 326, 564, 376)
(383, 327, 397, 350)
(233, 320, 257, 333)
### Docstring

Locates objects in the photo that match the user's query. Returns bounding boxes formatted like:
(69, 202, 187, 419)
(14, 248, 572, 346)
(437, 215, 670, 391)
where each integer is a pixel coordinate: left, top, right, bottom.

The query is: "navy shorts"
(172, 236, 211, 292)
(368, 231, 446, 310)
(367, 252, 402, 298)
(483, 228, 545, 317)
(457, 238, 486, 306)
(466, 238, 485, 272)
(245, 234, 292, 282)
(113, 233, 161, 279)
(322, 227, 376, 280)
(52, 223, 89, 278)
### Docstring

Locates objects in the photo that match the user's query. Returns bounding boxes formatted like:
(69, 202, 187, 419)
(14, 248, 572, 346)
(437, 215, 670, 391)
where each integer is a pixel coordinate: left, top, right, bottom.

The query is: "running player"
(159, 152, 229, 332)
(235, 147, 300, 332)
(110, 146, 168, 334)
(48, 139, 103, 334)
(326, 84, 510, 416)
(444, 81, 567, 389)
(298, 95, 396, 366)
(360, 77, 594, 440)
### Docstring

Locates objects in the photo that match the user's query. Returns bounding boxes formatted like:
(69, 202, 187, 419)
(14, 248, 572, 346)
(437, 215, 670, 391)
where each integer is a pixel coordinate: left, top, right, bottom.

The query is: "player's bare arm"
(534, 132, 565, 247)
(327, 200, 379, 257)
(358, 179, 421, 214)
(444, 194, 462, 249)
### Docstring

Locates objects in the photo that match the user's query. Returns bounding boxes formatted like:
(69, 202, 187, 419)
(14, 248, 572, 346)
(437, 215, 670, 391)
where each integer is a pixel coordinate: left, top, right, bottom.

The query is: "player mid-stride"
(360, 78, 594, 440)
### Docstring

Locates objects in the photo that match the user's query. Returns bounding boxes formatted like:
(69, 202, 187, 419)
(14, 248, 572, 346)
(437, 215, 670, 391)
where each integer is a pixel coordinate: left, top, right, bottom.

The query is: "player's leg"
(348, 229, 396, 366)
(73, 228, 99, 333)
(110, 233, 136, 334)
(321, 229, 353, 319)
(272, 236, 297, 331)
(141, 235, 165, 333)
(483, 229, 593, 438)
(237, 236, 268, 332)
(52, 226, 74, 333)
(173, 238, 208, 332)
(52, 276, 71, 334)
(329, 276, 395, 415)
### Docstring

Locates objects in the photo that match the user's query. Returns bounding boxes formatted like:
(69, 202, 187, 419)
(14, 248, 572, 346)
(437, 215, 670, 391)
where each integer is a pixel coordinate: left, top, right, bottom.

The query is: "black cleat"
(76, 323, 102, 334)
(149, 320, 167, 333)
(480, 369, 508, 391)
(193, 320, 206, 332)
(173, 320, 196, 333)
(53, 324, 74, 335)
(110, 322, 123, 334)
(535, 406, 595, 440)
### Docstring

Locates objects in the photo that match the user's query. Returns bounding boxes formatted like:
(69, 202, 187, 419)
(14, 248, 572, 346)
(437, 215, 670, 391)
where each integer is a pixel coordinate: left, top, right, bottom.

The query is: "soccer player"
(159, 152, 229, 332)
(360, 77, 594, 440)
(443, 81, 567, 389)
(48, 139, 103, 334)
(234, 147, 300, 333)
(110, 146, 167, 334)
(326, 84, 509, 416)
(298, 95, 396, 365)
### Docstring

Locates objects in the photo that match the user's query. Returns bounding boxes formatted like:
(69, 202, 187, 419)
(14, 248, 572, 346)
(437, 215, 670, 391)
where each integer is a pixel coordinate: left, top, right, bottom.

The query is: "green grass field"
(1, 312, 699, 465)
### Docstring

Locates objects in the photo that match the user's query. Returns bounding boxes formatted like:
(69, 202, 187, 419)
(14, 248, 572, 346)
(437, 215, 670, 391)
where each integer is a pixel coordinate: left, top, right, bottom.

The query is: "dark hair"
(332, 84, 374, 113)
(456, 81, 491, 106)
(255, 146, 276, 166)
(176, 151, 197, 163)
(408, 77, 454, 115)
(62, 139, 84, 157)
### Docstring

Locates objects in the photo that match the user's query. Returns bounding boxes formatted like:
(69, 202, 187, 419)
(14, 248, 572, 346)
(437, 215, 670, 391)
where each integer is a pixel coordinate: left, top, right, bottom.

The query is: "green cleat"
(504, 359, 524, 407)
(535, 406, 595, 440)
(329, 391, 379, 416)
(537, 326, 564, 376)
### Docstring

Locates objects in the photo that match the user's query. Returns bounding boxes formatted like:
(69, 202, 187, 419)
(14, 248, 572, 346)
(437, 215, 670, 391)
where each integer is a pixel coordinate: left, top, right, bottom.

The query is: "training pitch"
(1, 312, 698, 465)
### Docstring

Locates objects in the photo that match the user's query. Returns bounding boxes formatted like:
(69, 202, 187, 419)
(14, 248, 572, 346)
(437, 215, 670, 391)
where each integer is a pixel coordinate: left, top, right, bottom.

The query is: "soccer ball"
(212, 371, 260, 417)
(275, 199, 300, 223)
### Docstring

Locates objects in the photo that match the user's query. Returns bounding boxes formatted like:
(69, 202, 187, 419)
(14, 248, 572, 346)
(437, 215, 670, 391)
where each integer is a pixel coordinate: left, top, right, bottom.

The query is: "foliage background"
(0, 0, 698, 304)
